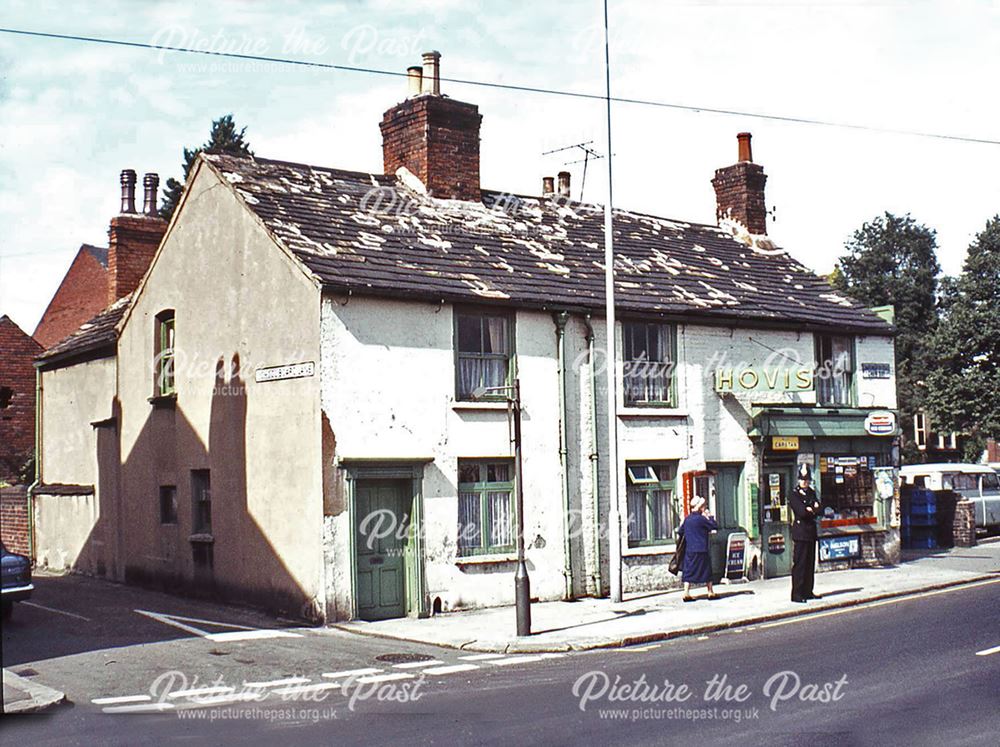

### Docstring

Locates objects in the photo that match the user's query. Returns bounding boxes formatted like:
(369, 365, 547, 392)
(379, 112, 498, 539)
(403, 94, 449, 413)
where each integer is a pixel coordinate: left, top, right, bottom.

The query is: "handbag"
(668, 534, 686, 575)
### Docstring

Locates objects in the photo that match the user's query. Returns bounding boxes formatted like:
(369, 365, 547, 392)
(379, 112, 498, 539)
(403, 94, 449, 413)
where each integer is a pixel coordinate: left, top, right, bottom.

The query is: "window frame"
(155, 310, 176, 397)
(454, 309, 515, 402)
(621, 320, 677, 408)
(456, 459, 516, 556)
(159, 485, 178, 525)
(625, 461, 679, 548)
(191, 469, 212, 535)
(814, 333, 855, 406)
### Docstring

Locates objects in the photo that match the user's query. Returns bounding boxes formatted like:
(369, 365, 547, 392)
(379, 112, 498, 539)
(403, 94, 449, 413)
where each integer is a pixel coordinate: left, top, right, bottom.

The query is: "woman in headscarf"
(678, 496, 719, 601)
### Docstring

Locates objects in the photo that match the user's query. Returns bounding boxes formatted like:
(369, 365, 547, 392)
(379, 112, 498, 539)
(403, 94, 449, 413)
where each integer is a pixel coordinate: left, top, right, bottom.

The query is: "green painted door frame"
(342, 460, 430, 620)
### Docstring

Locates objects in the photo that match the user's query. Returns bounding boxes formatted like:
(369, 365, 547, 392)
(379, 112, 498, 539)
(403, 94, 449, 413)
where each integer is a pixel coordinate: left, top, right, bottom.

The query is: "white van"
(900, 463, 1000, 531)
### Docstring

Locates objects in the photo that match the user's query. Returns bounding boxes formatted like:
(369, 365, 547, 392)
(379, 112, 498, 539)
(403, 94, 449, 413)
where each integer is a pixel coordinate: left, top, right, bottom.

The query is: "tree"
(833, 213, 941, 461)
(160, 115, 253, 221)
(925, 216, 1000, 461)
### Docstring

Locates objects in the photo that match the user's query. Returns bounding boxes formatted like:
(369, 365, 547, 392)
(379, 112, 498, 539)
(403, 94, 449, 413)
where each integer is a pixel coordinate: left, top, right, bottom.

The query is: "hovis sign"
(714, 366, 813, 393)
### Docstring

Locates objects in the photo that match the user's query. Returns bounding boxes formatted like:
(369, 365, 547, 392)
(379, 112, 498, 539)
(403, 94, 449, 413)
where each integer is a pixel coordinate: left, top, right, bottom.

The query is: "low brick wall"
(953, 500, 977, 547)
(1, 485, 30, 556)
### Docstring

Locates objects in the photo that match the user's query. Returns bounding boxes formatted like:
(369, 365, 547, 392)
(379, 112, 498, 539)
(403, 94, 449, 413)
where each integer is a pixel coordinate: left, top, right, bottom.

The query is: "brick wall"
(1, 485, 30, 556)
(987, 438, 999, 463)
(108, 214, 167, 304)
(381, 95, 482, 201)
(33, 245, 109, 349)
(712, 161, 768, 235)
(953, 500, 977, 547)
(0, 316, 42, 482)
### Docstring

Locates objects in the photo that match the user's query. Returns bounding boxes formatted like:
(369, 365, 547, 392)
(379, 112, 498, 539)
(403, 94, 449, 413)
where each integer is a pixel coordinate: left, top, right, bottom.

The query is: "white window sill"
(455, 553, 518, 565)
(623, 543, 677, 557)
(618, 408, 688, 419)
(452, 401, 510, 412)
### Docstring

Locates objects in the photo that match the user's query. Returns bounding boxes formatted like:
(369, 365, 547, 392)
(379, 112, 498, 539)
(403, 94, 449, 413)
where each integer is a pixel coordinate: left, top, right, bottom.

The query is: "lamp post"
(473, 378, 531, 636)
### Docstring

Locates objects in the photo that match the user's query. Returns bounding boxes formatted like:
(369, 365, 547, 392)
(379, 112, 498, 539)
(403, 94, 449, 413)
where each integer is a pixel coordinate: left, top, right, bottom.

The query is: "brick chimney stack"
(108, 170, 168, 304)
(712, 132, 768, 235)
(380, 51, 483, 201)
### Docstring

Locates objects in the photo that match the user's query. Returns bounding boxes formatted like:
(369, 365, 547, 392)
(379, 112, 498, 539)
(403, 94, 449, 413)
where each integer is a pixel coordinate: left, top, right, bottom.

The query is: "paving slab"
(336, 539, 1000, 653)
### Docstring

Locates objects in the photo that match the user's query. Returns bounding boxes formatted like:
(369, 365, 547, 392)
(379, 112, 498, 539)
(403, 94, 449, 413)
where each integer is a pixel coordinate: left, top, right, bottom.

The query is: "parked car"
(900, 463, 1000, 532)
(1, 541, 33, 619)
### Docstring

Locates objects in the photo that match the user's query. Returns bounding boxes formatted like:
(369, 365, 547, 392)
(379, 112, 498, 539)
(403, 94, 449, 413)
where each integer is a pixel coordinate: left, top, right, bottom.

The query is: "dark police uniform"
(788, 483, 821, 602)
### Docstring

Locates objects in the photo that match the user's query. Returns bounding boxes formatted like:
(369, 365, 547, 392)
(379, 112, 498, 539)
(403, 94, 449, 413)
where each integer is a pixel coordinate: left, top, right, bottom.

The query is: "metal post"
(603, 0, 623, 603)
(512, 378, 532, 635)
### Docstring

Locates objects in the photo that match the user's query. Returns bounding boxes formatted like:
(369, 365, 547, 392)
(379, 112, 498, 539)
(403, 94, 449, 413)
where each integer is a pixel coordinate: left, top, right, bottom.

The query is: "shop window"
(155, 310, 176, 396)
(457, 460, 515, 555)
(455, 311, 513, 401)
(818, 455, 889, 519)
(626, 461, 678, 546)
(191, 469, 212, 535)
(159, 485, 177, 525)
(623, 321, 676, 406)
(815, 334, 854, 406)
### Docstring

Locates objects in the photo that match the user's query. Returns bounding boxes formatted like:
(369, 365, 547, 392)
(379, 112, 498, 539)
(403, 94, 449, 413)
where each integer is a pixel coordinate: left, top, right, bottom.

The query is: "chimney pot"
(737, 132, 753, 162)
(557, 171, 571, 199)
(407, 65, 423, 97)
(421, 50, 441, 95)
(542, 176, 555, 196)
(120, 169, 137, 214)
(142, 173, 160, 216)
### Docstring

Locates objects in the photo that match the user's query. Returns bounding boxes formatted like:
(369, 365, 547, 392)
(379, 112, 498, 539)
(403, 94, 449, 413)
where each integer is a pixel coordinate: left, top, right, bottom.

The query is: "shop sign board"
(767, 533, 786, 555)
(714, 366, 813, 393)
(819, 535, 862, 561)
(861, 363, 892, 379)
(771, 436, 799, 451)
(725, 532, 749, 579)
(864, 410, 896, 436)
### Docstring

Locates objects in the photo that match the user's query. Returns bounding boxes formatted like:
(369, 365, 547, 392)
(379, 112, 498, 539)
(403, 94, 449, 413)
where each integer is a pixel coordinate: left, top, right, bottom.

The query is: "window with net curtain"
(457, 460, 514, 556)
(456, 312, 512, 400)
(626, 462, 678, 546)
(815, 334, 854, 406)
(623, 321, 675, 406)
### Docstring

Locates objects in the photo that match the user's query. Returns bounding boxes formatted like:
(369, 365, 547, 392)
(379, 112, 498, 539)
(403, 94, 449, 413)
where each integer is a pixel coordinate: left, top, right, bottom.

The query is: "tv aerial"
(541, 140, 607, 201)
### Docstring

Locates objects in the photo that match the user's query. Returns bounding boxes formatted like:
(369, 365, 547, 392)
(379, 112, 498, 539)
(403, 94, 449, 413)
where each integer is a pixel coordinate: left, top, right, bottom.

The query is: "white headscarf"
(691, 497, 707, 512)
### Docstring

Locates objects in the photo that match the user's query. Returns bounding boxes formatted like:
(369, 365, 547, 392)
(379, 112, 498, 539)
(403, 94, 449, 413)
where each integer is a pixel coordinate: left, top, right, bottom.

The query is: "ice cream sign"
(864, 410, 896, 436)
(714, 366, 814, 393)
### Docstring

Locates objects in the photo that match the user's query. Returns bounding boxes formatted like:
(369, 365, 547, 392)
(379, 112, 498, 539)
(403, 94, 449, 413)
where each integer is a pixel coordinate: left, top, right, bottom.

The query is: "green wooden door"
(761, 466, 795, 578)
(355, 480, 409, 621)
(707, 463, 743, 580)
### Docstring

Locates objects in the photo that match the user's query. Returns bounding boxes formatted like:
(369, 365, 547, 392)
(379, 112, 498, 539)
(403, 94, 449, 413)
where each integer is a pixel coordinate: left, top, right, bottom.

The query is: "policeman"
(788, 467, 822, 603)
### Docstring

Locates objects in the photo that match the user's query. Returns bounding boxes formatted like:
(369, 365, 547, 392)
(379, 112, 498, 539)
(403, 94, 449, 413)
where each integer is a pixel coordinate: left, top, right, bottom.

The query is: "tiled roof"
(35, 294, 130, 368)
(83, 244, 109, 269)
(205, 153, 891, 333)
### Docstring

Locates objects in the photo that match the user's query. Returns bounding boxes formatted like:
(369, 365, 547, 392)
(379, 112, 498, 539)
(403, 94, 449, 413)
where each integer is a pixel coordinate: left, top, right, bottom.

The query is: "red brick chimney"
(107, 169, 167, 304)
(380, 51, 483, 201)
(712, 132, 768, 235)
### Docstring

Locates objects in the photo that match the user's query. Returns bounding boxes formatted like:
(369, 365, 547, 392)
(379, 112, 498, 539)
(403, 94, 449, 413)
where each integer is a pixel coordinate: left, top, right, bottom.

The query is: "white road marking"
(167, 686, 234, 699)
(538, 653, 566, 659)
(322, 667, 382, 679)
(617, 644, 661, 652)
(182, 692, 263, 706)
(243, 677, 311, 688)
(458, 653, 505, 661)
(102, 702, 175, 713)
(421, 664, 480, 676)
(356, 672, 414, 684)
(92, 695, 152, 705)
(206, 629, 301, 642)
(485, 655, 547, 666)
(22, 601, 92, 622)
(975, 644, 1000, 657)
(761, 578, 1000, 630)
(393, 659, 444, 669)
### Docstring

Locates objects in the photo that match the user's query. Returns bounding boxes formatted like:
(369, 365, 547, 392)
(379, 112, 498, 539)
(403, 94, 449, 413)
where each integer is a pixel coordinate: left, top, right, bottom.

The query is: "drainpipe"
(26, 367, 42, 562)
(553, 311, 573, 600)
(583, 314, 602, 596)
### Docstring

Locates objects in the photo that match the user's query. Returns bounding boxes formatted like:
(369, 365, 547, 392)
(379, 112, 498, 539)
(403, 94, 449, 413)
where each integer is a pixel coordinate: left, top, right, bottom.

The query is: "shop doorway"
(761, 459, 796, 578)
(354, 479, 412, 621)
(706, 463, 744, 579)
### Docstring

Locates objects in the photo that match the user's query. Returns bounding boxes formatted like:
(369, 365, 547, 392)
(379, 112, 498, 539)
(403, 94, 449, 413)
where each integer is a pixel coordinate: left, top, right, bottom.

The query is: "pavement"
(2, 667, 66, 714)
(335, 537, 1000, 653)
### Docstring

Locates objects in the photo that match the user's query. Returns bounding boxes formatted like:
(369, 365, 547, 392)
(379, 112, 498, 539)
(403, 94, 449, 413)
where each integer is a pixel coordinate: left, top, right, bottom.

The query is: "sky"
(1, 0, 999, 334)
